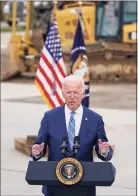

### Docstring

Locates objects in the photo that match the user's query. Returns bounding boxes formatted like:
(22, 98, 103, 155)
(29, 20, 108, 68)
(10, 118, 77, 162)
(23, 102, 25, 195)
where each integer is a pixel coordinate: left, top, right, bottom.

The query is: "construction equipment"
(1, 1, 137, 81)
(55, 1, 137, 81)
(3, 1, 27, 26)
(1, 1, 40, 81)
(55, 1, 137, 57)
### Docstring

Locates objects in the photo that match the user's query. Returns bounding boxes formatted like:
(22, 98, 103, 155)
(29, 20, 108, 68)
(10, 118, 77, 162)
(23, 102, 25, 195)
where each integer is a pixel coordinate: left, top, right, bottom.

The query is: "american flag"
(35, 16, 66, 109)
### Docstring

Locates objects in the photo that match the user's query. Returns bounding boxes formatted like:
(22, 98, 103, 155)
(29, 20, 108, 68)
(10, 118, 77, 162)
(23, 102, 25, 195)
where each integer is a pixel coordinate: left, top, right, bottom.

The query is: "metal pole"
(52, 1, 58, 95)
(24, 1, 31, 42)
(12, 1, 17, 36)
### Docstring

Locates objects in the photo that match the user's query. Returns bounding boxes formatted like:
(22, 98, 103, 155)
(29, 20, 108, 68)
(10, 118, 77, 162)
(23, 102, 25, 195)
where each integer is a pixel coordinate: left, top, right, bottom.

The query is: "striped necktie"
(68, 111, 75, 149)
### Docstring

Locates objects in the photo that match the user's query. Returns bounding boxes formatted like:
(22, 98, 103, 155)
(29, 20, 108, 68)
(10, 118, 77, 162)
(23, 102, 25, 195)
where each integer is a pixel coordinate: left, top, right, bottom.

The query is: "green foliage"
(1, 26, 25, 32)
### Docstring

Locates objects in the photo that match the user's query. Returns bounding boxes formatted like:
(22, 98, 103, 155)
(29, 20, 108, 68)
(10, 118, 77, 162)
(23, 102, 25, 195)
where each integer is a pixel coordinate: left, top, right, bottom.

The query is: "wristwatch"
(101, 151, 109, 158)
(99, 149, 109, 158)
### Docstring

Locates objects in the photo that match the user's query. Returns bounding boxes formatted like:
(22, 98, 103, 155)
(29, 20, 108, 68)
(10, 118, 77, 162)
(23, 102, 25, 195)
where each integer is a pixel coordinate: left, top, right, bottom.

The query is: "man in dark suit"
(31, 75, 113, 196)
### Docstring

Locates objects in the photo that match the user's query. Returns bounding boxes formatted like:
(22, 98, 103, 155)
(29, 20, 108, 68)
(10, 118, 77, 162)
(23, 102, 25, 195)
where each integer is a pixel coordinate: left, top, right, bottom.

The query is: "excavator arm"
(1, 1, 40, 81)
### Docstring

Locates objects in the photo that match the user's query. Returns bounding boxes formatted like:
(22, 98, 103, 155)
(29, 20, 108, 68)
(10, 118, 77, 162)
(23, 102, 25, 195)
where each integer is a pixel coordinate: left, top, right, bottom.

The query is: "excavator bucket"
(1, 1, 40, 81)
(1, 34, 22, 81)
(1, 2, 22, 81)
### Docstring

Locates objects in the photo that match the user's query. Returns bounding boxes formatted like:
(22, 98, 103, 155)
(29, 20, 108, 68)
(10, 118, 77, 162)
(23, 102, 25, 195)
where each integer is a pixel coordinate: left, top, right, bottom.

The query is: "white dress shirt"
(64, 104, 108, 158)
(65, 104, 83, 136)
(34, 104, 108, 158)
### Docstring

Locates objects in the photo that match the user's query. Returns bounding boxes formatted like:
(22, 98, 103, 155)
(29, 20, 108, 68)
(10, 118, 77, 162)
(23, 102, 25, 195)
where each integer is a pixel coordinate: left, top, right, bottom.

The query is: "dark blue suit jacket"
(32, 105, 113, 196)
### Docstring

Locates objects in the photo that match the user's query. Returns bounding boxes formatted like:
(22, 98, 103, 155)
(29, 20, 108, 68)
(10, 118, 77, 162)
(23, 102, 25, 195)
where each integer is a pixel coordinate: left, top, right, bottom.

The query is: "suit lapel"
(56, 105, 89, 153)
(56, 105, 68, 138)
(79, 106, 89, 139)
(57, 105, 89, 137)
(55, 105, 72, 152)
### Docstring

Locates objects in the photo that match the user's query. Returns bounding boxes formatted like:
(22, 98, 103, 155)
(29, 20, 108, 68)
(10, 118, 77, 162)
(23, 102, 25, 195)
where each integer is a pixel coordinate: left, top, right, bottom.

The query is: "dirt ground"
(1, 38, 136, 112)
(3, 78, 136, 111)
(1, 47, 136, 82)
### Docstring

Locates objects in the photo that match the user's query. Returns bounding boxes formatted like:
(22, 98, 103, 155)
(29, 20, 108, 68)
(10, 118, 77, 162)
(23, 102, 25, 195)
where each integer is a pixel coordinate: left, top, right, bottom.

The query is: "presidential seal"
(56, 157, 83, 185)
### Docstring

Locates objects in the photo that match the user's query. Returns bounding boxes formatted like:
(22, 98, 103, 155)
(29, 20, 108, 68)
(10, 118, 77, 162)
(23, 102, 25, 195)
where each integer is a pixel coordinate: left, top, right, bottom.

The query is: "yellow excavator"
(1, 1, 40, 81)
(56, 1, 137, 57)
(1, 1, 137, 81)
(56, 1, 137, 82)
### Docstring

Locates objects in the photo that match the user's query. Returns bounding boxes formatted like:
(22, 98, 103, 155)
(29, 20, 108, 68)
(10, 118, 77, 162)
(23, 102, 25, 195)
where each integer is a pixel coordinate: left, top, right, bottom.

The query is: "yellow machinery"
(56, 2, 97, 49)
(1, 1, 40, 80)
(54, 1, 137, 81)
(55, 1, 137, 58)
(1, 1, 137, 81)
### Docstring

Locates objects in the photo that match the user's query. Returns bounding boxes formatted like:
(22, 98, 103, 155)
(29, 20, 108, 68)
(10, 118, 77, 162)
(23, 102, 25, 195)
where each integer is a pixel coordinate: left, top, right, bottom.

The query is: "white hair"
(62, 75, 85, 92)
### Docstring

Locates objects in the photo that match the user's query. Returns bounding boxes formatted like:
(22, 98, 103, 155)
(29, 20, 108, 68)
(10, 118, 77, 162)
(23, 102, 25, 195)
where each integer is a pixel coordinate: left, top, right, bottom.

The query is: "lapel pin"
(85, 118, 88, 120)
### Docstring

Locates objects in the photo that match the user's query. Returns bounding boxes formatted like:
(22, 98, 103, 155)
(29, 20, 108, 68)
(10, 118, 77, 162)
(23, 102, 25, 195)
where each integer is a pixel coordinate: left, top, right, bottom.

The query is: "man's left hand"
(98, 139, 110, 155)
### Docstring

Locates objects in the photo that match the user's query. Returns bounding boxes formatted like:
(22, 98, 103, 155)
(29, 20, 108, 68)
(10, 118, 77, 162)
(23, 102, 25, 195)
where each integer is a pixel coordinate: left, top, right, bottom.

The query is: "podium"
(25, 160, 116, 196)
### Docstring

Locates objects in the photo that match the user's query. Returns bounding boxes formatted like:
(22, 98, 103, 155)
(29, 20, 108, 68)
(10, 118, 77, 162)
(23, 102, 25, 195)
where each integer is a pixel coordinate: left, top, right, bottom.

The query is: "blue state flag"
(71, 19, 90, 108)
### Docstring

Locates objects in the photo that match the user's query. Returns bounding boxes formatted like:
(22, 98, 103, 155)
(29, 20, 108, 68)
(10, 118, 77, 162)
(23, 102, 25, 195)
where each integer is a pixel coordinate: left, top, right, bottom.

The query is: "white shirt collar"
(65, 104, 83, 116)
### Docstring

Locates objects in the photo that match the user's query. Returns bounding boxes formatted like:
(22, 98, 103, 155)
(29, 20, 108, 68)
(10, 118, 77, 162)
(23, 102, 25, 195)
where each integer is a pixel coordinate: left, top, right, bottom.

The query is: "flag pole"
(52, 1, 58, 94)
(35, 0, 66, 109)
(77, 1, 85, 33)
(51, 1, 57, 22)
(71, 1, 90, 108)
(77, 1, 91, 43)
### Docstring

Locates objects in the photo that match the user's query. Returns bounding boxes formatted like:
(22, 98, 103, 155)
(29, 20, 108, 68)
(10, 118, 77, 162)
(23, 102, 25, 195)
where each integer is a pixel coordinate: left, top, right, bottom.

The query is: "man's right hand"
(31, 143, 45, 156)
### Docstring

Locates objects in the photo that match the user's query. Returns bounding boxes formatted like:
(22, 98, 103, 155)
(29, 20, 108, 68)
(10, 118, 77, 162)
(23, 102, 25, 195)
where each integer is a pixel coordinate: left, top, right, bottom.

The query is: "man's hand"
(98, 139, 110, 155)
(32, 143, 45, 156)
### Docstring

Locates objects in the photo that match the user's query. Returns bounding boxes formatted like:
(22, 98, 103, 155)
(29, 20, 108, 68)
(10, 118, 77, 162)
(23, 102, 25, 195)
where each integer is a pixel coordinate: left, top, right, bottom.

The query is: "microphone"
(60, 136, 68, 155)
(73, 136, 80, 155)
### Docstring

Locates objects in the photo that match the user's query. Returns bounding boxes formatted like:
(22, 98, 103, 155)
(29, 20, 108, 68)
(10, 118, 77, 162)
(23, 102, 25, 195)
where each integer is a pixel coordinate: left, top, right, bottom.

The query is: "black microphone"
(60, 136, 68, 154)
(73, 136, 80, 155)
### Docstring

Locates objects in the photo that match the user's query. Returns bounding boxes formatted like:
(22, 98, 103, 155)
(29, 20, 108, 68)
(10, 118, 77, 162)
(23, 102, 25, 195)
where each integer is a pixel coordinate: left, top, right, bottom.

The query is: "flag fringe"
(34, 80, 53, 110)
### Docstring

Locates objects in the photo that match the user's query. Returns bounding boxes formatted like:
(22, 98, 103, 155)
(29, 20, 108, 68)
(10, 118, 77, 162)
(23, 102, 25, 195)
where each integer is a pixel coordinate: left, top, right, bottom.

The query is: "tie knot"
(71, 111, 75, 116)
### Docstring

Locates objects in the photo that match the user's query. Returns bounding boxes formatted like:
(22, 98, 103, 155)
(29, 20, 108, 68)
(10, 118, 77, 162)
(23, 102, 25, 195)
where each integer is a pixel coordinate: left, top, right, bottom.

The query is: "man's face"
(62, 81, 84, 111)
